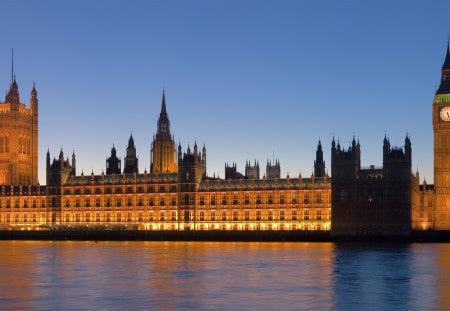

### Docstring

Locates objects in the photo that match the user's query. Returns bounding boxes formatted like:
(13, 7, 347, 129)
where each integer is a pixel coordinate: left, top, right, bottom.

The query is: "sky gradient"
(1, 0, 449, 184)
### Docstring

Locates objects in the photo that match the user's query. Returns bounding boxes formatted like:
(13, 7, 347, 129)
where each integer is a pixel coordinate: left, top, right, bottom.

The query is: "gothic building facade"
(1, 44, 450, 235)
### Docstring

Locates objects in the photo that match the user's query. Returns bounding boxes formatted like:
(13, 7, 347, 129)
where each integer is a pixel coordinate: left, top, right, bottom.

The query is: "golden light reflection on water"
(0, 241, 449, 310)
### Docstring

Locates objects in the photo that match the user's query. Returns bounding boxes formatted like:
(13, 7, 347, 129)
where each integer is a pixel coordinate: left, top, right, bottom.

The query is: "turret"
(202, 144, 206, 163)
(314, 140, 325, 178)
(405, 134, 411, 162)
(383, 135, 391, 160)
(124, 134, 138, 174)
(29, 82, 38, 112)
(6, 76, 19, 104)
(71, 149, 76, 175)
(106, 145, 121, 174)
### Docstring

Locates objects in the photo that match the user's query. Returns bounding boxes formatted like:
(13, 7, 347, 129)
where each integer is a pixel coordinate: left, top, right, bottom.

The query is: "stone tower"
(124, 134, 138, 174)
(150, 91, 177, 173)
(0, 73, 38, 185)
(433, 42, 450, 229)
(314, 140, 325, 178)
(106, 145, 121, 175)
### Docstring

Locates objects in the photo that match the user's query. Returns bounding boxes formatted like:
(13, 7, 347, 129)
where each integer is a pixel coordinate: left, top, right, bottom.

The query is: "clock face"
(440, 107, 450, 121)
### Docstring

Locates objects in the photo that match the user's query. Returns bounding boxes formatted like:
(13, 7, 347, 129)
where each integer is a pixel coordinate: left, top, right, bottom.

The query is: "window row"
(0, 199, 45, 208)
(64, 185, 178, 195)
(198, 192, 329, 205)
(58, 209, 330, 223)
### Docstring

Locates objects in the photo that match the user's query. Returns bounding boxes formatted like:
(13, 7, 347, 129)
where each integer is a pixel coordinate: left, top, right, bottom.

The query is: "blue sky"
(0, 0, 448, 184)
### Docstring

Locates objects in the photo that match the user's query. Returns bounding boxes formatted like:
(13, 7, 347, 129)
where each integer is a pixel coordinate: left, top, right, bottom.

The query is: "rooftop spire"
(443, 39, 450, 71)
(156, 89, 171, 137)
(436, 41, 450, 95)
(161, 89, 167, 114)
(11, 48, 14, 84)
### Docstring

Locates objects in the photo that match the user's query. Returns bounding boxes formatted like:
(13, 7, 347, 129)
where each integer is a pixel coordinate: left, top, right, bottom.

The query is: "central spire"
(157, 90, 171, 137)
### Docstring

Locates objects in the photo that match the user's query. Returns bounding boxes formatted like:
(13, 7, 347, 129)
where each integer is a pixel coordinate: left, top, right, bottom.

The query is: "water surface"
(0, 241, 448, 310)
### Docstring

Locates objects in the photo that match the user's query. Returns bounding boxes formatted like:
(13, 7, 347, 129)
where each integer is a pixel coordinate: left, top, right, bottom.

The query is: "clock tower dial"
(440, 106, 450, 121)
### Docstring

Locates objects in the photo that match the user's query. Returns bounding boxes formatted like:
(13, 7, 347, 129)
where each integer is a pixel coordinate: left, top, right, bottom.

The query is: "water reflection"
(0, 241, 448, 310)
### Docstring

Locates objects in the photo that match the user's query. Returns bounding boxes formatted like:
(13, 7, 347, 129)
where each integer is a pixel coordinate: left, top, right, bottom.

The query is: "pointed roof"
(437, 41, 450, 95)
(128, 134, 135, 148)
(443, 41, 450, 71)
(156, 89, 171, 137)
(161, 89, 167, 114)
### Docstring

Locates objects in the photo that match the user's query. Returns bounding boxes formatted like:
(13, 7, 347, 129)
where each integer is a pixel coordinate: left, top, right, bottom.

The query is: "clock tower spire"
(433, 41, 450, 229)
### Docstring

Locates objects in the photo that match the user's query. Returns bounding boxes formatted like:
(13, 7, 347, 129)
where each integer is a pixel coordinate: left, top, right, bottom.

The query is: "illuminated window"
(221, 211, 227, 221)
(316, 193, 322, 203)
(292, 210, 297, 220)
(233, 211, 238, 221)
(210, 210, 216, 221)
(304, 210, 309, 221)
(304, 193, 310, 204)
(86, 213, 91, 222)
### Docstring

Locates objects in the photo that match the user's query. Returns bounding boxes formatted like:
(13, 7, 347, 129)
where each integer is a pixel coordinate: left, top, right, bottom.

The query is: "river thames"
(0, 241, 449, 310)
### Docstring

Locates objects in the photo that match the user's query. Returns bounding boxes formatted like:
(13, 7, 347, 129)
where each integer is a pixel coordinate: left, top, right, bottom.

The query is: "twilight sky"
(1, 0, 448, 184)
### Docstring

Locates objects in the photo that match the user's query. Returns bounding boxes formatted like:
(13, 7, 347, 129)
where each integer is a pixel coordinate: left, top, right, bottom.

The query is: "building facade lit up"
(1, 45, 450, 235)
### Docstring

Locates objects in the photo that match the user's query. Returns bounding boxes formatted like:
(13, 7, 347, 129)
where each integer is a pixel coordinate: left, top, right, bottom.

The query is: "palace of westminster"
(2, 46, 450, 236)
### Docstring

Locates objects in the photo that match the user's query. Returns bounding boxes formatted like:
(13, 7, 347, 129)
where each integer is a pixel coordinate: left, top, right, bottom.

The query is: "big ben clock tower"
(433, 43, 450, 229)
